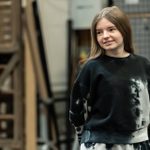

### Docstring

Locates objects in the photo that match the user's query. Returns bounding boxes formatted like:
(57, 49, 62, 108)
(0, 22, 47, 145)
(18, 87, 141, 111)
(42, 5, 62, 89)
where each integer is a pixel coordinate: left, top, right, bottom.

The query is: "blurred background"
(0, 0, 149, 150)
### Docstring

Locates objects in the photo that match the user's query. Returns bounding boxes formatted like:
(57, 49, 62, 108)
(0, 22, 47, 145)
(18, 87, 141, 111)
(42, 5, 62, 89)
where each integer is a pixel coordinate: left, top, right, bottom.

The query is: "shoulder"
(132, 53, 147, 60)
(82, 56, 102, 69)
(75, 57, 101, 81)
(131, 54, 150, 63)
(132, 54, 150, 70)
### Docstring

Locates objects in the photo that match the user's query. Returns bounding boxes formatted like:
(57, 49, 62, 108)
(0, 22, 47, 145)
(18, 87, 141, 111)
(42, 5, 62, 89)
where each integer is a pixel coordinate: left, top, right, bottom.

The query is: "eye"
(108, 27, 116, 32)
(96, 30, 103, 35)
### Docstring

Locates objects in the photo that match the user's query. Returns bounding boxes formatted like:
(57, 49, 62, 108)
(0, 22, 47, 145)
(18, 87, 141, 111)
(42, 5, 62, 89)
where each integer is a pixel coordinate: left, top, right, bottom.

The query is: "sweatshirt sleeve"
(145, 58, 150, 135)
(69, 62, 91, 143)
(69, 81, 89, 126)
(145, 58, 150, 95)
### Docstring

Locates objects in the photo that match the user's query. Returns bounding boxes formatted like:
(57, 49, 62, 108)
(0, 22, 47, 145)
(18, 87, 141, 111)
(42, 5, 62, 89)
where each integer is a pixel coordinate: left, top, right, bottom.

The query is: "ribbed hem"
(81, 127, 148, 144)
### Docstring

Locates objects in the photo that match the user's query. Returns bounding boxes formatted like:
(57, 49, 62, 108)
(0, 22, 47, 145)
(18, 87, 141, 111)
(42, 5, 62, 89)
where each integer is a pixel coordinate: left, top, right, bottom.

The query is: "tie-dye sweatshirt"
(69, 54, 150, 144)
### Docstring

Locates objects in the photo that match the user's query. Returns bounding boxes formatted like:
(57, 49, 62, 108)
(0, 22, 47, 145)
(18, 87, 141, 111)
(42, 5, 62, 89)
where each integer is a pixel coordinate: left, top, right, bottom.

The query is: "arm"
(69, 63, 91, 143)
(145, 59, 150, 138)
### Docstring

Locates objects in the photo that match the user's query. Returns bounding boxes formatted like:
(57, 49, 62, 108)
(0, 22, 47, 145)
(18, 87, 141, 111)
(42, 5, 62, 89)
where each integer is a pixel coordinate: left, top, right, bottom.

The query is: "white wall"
(37, 0, 69, 93)
(36, 0, 107, 94)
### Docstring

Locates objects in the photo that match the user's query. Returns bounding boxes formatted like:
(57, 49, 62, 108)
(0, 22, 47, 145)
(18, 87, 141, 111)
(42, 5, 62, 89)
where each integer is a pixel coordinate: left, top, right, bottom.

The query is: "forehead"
(96, 18, 115, 29)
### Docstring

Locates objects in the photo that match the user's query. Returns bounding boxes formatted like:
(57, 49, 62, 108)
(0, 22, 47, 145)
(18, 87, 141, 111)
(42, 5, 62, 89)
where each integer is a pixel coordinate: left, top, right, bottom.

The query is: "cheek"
(117, 33, 124, 42)
(97, 36, 103, 45)
(118, 36, 124, 44)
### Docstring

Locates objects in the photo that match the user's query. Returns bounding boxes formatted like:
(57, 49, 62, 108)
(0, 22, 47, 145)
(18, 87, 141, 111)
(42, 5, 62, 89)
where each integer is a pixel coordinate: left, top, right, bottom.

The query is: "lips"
(103, 40, 114, 46)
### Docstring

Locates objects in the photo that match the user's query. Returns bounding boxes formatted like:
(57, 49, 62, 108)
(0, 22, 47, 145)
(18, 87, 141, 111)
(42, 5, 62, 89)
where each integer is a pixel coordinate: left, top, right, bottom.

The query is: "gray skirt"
(80, 141, 150, 150)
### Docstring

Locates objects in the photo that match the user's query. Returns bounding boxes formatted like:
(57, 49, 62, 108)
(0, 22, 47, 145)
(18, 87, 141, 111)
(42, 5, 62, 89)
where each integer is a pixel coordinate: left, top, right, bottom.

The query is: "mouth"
(103, 41, 114, 46)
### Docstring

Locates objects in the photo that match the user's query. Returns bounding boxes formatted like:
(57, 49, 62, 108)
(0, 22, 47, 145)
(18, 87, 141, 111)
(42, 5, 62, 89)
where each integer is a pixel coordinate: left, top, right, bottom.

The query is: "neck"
(105, 49, 130, 58)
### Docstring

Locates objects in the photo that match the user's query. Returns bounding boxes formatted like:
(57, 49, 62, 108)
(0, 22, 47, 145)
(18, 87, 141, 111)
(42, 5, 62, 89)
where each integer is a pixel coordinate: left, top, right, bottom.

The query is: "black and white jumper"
(69, 54, 150, 144)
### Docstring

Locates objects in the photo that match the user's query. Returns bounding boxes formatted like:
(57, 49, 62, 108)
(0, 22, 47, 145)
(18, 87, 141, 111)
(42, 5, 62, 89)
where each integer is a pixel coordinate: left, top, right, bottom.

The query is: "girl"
(69, 6, 150, 150)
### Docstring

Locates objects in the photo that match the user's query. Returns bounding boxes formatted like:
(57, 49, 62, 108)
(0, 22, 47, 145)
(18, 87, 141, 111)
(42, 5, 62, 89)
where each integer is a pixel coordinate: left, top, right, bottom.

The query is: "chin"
(104, 48, 115, 51)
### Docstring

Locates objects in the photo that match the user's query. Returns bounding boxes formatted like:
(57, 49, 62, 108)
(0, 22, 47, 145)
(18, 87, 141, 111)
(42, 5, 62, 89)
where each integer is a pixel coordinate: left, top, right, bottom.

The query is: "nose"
(103, 30, 109, 38)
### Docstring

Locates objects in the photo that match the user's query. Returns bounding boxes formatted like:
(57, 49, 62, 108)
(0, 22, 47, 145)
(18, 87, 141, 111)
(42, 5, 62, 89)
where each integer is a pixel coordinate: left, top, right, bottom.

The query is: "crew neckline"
(103, 53, 132, 60)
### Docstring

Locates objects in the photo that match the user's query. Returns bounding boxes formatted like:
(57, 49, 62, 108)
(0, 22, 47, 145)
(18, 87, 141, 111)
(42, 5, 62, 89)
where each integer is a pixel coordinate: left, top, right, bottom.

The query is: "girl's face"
(96, 18, 125, 55)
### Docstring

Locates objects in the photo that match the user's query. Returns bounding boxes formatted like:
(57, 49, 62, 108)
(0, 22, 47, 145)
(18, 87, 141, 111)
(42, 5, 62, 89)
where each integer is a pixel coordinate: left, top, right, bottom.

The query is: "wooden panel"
(0, 0, 21, 52)
(24, 29, 37, 150)
(0, 0, 24, 150)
